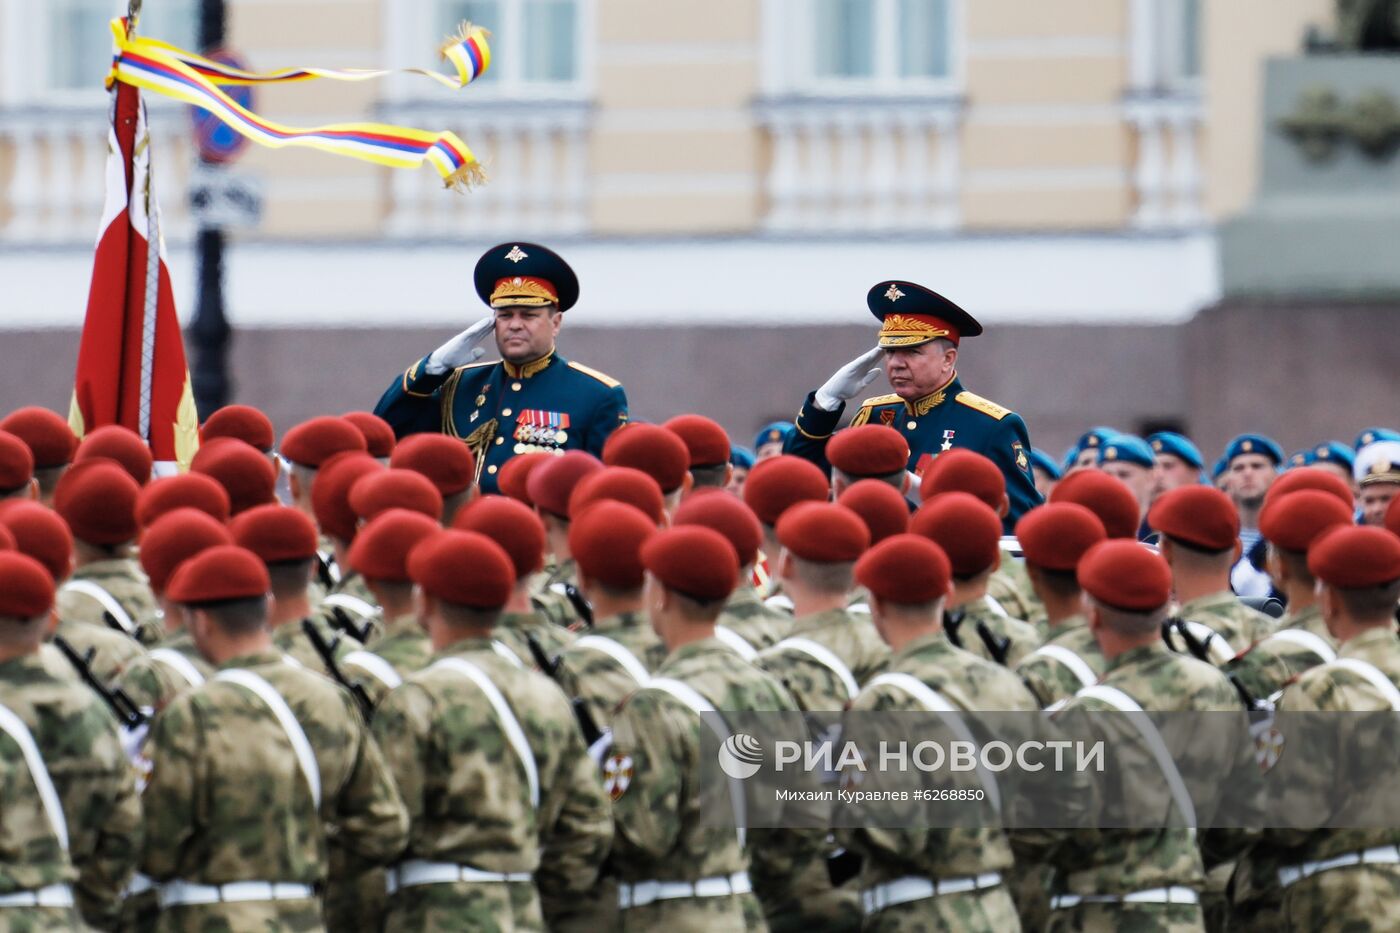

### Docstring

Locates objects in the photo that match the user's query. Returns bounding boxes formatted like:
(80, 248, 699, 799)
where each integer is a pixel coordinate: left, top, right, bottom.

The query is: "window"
(437, 0, 584, 91)
(768, 0, 958, 95)
(1134, 0, 1202, 92)
(47, 0, 197, 95)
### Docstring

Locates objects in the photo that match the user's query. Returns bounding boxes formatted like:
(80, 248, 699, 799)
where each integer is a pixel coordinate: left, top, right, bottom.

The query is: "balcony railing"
(1126, 92, 1205, 230)
(755, 96, 964, 233)
(377, 100, 591, 239)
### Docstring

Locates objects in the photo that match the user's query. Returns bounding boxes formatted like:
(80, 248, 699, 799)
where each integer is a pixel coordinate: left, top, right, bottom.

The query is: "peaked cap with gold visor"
(867, 280, 982, 349)
(474, 241, 580, 313)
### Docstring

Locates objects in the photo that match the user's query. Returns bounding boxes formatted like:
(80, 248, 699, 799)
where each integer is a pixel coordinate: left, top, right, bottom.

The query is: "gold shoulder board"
(567, 361, 621, 388)
(859, 393, 903, 408)
(955, 391, 1011, 421)
(454, 361, 497, 373)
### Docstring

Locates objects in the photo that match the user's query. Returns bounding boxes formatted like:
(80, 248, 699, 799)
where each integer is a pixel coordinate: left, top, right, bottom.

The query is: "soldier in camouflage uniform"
(1251, 526, 1400, 932)
(53, 461, 162, 645)
(838, 533, 1039, 932)
(1012, 503, 1110, 709)
(372, 530, 612, 932)
(528, 450, 607, 629)
(139, 545, 408, 933)
(912, 492, 1039, 666)
(1150, 486, 1274, 662)
(306, 450, 389, 645)
(607, 525, 798, 932)
(741, 454, 833, 607)
(1047, 540, 1259, 933)
(0, 552, 142, 931)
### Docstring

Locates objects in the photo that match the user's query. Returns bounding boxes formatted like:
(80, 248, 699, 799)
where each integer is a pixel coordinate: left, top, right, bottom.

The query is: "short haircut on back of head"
(790, 555, 855, 595)
(1090, 597, 1168, 636)
(0, 614, 48, 645)
(690, 463, 729, 489)
(1334, 579, 1400, 622)
(196, 595, 269, 636)
(669, 587, 727, 622)
(1166, 535, 1235, 563)
(874, 597, 944, 622)
(439, 601, 503, 631)
(34, 466, 65, 497)
(834, 467, 905, 491)
(1033, 567, 1082, 601)
(591, 579, 645, 601)
(267, 559, 314, 601)
(1268, 544, 1315, 587)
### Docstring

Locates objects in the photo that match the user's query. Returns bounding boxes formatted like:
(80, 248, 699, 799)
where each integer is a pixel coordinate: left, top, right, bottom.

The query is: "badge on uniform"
(603, 753, 633, 801)
(941, 429, 956, 452)
(879, 410, 895, 427)
(513, 410, 571, 454)
(1012, 441, 1029, 472)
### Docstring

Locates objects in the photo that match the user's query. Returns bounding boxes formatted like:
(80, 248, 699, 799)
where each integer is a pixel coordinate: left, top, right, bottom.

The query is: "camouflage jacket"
(311, 571, 384, 647)
(1177, 591, 1275, 660)
(1015, 615, 1107, 709)
(270, 617, 354, 677)
(532, 559, 584, 629)
(491, 610, 577, 670)
(717, 582, 790, 652)
(50, 617, 146, 685)
(340, 612, 433, 709)
(0, 654, 142, 930)
(372, 637, 611, 928)
(944, 595, 1040, 668)
(1223, 603, 1336, 704)
(115, 630, 213, 712)
(1051, 641, 1259, 896)
(755, 607, 890, 713)
(555, 610, 667, 731)
(987, 556, 1042, 623)
(56, 558, 163, 646)
(838, 632, 1038, 885)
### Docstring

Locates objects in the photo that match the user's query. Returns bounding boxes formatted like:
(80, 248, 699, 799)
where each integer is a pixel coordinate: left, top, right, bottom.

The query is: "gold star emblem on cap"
(505, 245, 528, 263)
(884, 284, 905, 302)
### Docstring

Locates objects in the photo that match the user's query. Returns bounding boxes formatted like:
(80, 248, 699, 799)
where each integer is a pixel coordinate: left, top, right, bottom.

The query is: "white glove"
(424, 315, 496, 374)
(814, 347, 885, 412)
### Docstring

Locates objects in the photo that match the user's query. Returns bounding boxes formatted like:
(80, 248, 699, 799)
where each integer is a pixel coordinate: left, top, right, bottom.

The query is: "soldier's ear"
(1230, 540, 1243, 563)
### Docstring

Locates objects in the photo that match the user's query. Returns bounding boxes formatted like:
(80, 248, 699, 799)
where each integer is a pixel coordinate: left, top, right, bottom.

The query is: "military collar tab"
(903, 373, 960, 417)
(503, 350, 556, 379)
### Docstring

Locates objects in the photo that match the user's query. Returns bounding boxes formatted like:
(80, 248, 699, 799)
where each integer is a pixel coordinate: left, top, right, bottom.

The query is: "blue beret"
(754, 421, 796, 451)
(729, 445, 755, 470)
(1355, 427, 1400, 450)
(1211, 456, 1229, 480)
(1146, 431, 1205, 470)
(1061, 445, 1080, 472)
(1075, 427, 1117, 455)
(1028, 447, 1061, 480)
(1098, 434, 1155, 470)
(1224, 433, 1284, 467)
(1289, 442, 1355, 472)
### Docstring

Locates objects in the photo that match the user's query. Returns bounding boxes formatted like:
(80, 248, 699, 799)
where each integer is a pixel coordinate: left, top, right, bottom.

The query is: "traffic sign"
(190, 49, 253, 164)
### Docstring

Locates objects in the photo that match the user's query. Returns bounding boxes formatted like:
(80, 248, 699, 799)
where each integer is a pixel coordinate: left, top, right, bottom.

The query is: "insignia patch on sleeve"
(603, 753, 634, 801)
(1013, 441, 1030, 472)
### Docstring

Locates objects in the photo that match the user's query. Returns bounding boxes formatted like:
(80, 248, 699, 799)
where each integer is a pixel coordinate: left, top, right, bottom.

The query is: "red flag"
(70, 78, 198, 474)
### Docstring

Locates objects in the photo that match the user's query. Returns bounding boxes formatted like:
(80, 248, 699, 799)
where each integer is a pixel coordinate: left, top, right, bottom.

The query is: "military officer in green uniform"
(375, 242, 628, 493)
(787, 281, 1042, 527)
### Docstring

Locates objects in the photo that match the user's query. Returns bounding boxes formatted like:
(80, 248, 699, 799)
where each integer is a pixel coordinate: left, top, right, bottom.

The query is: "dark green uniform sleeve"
(374, 355, 450, 438)
(994, 412, 1044, 525)
(784, 391, 843, 476)
(582, 383, 629, 457)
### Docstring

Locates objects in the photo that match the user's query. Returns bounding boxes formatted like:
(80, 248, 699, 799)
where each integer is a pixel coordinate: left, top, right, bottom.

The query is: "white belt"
(861, 872, 1002, 914)
(386, 860, 532, 895)
(157, 880, 316, 908)
(618, 871, 751, 910)
(123, 872, 156, 897)
(0, 884, 74, 908)
(1050, 885, 1199, 909)
(1278, 844, 1400, 889)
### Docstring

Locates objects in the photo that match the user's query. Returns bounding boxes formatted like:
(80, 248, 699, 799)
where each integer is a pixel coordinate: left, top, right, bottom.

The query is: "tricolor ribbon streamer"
(107, 18, 493, 189)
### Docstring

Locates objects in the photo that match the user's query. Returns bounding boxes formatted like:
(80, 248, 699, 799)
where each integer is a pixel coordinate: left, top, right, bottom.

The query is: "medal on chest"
(941, 429, 956, 452)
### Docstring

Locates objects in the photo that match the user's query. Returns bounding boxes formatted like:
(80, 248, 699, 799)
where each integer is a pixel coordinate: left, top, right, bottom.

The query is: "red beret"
(855, 533, 951, 606)
(1078, 539, 1172, 612)
(1308, 525, 1400, 589)
(1388, 495, 1400, 539)
(140, 509, 233, 594)
(136, 473, 231, 529)
(569, 500, 657, 590)
(918, 448, 1005, 510)
(166, 545, 270, 604)
(0, 552, 55, 618)
(1149, 485, 1239, 552)
(408, 529, 515, 609)
(349, 509, 442, 582)
(1016, 503, 1107, 572)
(190, 438, 278, 516)
(0, 501, 72, 582)
(1259, 490, 1354, 554)
(349, 469, 444, 523)
(672, 490, 763, 568)
(280, 416, 367, 468)
(0, 431, 34, 491)
(1050, 470, 1141, 540)
(603, 423, 690, 493)
(389, 433, 476, 497)
(828, 425, 910, 478)
(1265, 466, 1354, 509)
(742, 455, 830, 526)
(74, 425, 152, 486)
(452, 495, 546, 578)
(527, 450, 603, 519)
(341, 411, 397, 458)
(776, 501, 871, 563)
(911, 492, 1002, 578)
(0, 524, 13, 551)
(312, 452, 383, 542)
(54, 460, 139, 545)
(642, 525, 739, 603)
(200, 405, 274, 452)
(569, 467, 665, 525)
(663, 415, 731, 468)
(497, 451, 549, 504)
(0, 408, 77, 468)
(837, 479, 911, 544)
(230, 504, 320, 564)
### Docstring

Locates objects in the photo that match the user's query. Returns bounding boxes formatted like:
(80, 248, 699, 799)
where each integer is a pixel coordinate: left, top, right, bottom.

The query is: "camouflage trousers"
(153, 900, 323, 932)
(1046, 901, 1203, 933)
(384, 880, 543, 933)
(0, 906, 84, 933)
(617, 892, 762, 932)
(1280, 863, 1400, 932)
(862, 884, 1020, 933)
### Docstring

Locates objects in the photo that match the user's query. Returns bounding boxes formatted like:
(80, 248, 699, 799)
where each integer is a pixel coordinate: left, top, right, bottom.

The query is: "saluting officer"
(375, 243, 628, 493)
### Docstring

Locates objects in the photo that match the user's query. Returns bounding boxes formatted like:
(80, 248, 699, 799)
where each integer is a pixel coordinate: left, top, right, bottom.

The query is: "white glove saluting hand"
(814, 346, 885, 412)
(424, 315, 496, 374)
